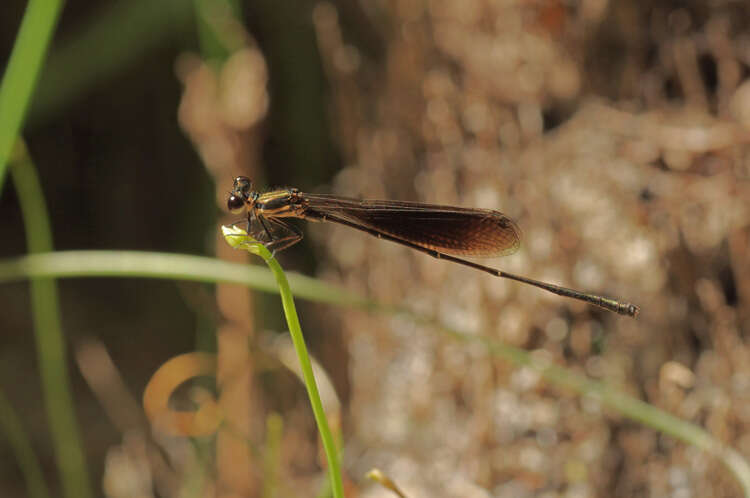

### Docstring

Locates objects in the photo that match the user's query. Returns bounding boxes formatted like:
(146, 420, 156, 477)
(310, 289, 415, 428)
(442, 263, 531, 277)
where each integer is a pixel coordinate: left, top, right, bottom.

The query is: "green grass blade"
(0, 390, 51, 498)
(1, 246, 749, 494)
(28, 0, 194, 126)
(262, 413, 283, 498)
(0, 0, 64, 190)
(0, 250, 362, 308)
(10, 150, 94, 498)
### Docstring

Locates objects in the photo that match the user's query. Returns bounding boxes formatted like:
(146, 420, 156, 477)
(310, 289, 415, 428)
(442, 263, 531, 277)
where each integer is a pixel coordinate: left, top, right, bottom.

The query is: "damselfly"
(227, 176, 639, 317)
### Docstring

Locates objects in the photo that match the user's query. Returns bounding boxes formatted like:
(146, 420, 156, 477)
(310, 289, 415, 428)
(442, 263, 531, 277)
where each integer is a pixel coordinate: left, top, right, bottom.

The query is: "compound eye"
(233, 176, 252, 192)
(227, 194, 246, 214)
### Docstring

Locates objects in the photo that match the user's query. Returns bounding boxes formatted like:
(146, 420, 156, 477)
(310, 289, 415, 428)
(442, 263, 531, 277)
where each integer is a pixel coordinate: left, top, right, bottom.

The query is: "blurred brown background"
(2, 0, 750, 496)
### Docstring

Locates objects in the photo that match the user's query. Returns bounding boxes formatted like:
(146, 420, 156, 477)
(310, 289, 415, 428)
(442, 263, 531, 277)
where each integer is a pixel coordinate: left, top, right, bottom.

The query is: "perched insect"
(227, 176, 639, 317)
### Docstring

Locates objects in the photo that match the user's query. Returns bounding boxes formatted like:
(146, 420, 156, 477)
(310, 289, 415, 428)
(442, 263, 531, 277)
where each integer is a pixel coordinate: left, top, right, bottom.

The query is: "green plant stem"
(0, 390, 51, 498)
(262, 413, 283, 498)
(268, 252, 344, 498)
(10, 150, 93, 498)
(223, 227, 344, 498)
(0, 0, 64, 191)
(194, 0, 244, 62)
(28, 0, 194, 126)
(1, 248, 749, 495)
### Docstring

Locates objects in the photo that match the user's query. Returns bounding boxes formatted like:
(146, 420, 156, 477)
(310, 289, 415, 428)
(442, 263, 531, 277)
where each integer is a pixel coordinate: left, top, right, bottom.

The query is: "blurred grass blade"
(262, 413, 283, 498)
(366, 469, 408, 498)
(10, 148, 93, 498)
(0, 245, 749, 494)
(0, 390, 51, 498)
(0, 250, 364, 308)
(194, 0, 244, 62)
(28, 0, 194, 126)
(0, 0, 64, 190)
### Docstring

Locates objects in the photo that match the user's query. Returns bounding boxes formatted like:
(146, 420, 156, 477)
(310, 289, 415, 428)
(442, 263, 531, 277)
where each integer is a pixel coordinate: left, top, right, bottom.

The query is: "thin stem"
(223, 226, 345, 498)
(10, 148, 94, 498)
(0, 0, 64, 189)
(28, 0, 194, 126)
(0, 250, 362, 307)
(0, 390, 51, 498)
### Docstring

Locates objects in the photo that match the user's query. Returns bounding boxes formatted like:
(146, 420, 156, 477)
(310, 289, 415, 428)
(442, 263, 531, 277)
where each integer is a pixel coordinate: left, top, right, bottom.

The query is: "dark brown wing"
(303, 194, 521, 257)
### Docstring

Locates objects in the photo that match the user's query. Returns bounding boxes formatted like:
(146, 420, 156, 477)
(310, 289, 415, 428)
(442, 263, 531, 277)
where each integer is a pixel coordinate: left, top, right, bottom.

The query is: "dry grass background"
(166, 1, 750, 496)
(300, 1, 750, 497)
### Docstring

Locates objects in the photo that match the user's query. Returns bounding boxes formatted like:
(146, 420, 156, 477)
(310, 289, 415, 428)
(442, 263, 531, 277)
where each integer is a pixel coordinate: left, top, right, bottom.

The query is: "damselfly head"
(227, 176, 253, 213)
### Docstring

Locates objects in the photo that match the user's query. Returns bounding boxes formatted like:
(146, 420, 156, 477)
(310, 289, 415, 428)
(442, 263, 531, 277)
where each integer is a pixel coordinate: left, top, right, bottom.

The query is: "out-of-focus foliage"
(311, 1, 750, 496)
